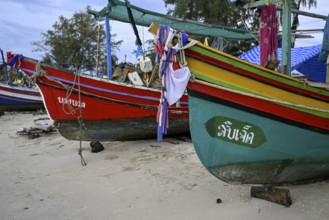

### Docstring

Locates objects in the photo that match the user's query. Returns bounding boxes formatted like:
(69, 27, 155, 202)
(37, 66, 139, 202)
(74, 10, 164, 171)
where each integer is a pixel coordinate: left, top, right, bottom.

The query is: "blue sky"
(0, 0, 167, 63)
(0, 0, 328, 63)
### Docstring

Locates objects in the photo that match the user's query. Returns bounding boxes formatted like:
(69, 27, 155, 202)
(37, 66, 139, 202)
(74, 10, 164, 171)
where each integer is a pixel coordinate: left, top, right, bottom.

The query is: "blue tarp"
(239, 44, 326, 83)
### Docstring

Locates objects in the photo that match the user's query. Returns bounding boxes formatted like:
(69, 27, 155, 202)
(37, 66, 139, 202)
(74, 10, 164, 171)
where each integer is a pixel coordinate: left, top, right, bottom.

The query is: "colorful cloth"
(154, 25, 193, 141)
(258, 4, 278, 66)
(165, 64, 190, 106)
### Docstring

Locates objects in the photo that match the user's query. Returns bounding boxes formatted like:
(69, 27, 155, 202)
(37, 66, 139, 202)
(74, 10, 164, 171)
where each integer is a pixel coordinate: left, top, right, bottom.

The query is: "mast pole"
(282, 0, 291, 75)
(95, 24, 100, 77)
(105, 15, 112, 79)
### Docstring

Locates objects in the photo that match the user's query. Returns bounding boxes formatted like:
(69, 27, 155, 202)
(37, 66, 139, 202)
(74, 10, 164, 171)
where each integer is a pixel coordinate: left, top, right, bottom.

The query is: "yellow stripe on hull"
(187, 56, 329, 114)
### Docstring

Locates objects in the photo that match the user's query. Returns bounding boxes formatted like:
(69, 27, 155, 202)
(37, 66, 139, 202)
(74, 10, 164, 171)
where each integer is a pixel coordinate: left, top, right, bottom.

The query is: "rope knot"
(32, 61, 47, 82)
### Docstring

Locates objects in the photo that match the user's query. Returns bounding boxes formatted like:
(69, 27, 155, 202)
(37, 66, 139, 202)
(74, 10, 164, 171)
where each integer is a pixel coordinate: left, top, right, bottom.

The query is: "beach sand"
(0, 112, 329, 220)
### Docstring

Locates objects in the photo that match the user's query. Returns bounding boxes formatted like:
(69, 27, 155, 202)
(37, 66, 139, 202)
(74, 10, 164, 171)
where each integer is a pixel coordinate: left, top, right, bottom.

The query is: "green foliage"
(295, 0, 317, 9)
(163, 0, 258, 56)
(164, 0, 318, 55)
(32, 9, 123, 72)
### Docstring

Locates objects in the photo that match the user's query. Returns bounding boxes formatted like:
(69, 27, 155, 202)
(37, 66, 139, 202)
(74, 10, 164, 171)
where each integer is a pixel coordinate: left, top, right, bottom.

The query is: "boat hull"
(20, 57, 189, 141)
(55, 116, 189, 141)
(185, 41, 329, 185)
(0, 83, 43, 111)
(188, 84, 329, 185)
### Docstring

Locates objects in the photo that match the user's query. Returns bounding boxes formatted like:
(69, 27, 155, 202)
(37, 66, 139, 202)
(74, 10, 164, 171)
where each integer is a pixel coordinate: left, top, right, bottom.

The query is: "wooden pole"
(105, 15, 112, 79)
(244, 0, 327, 21)
(282, 0, 292, 76)
(326, 56, 329, 84)
(95, 24, 100, 77)
(276, 6, 327, 20)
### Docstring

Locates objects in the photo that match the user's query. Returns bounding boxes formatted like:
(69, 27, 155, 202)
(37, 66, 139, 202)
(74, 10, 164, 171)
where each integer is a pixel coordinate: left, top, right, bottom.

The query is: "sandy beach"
(0, 112, 329, 220)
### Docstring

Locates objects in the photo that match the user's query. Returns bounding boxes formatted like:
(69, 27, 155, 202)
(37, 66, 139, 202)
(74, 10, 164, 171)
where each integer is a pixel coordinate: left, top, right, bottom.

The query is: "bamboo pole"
(105, 15, 112, 79)
(281, 0, 292, 75)
(276, 6, 327, 20)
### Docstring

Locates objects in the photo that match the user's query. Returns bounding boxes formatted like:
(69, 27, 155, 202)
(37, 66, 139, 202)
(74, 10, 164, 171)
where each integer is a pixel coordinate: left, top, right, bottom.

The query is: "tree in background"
(291, 0, 317, 47)
(164, 0, 319, 54)
(164, 0, 258, 56)
(32, 10, 123, 73)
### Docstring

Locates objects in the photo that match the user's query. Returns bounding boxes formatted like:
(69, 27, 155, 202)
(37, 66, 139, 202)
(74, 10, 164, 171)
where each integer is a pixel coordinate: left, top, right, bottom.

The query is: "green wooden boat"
(188, 81, 329, 185)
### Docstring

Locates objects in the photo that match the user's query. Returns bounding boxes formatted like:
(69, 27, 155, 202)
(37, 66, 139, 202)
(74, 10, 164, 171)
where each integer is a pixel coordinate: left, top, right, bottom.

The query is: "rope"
(32, 62, 87, 166)
(77, 69, 87, 166)
(33, 62, 69, 88)
(62, 72, 79, 115)
(33, 61, 47, 79)
(34, 61, 79, 115)
(75, 68, 87, 166)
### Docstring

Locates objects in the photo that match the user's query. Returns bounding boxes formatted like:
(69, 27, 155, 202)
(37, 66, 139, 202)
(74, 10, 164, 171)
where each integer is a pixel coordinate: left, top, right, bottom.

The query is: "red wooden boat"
(13, 54, 189, 141)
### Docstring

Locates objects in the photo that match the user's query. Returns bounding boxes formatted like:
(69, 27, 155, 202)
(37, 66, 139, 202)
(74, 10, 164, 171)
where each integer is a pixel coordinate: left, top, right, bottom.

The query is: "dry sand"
(0, 112, 329, 220)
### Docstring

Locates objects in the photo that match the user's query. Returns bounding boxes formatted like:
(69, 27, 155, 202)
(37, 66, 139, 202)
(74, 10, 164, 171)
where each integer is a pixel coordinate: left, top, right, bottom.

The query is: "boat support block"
(250, 186, 292, 207)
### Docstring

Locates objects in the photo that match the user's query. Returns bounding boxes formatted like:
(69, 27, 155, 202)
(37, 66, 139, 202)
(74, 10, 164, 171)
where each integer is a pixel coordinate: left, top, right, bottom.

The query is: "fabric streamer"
(258, 4, 278, 66)
(154, 24, 194, 141)
(8, 54, 17, 67)
(165, 65, 190, 106)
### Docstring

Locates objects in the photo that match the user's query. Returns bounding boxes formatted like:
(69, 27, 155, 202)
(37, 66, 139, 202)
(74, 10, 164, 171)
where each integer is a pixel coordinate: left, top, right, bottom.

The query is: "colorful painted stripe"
(188, 80, 329, 133)
(186, 43, 329, 102)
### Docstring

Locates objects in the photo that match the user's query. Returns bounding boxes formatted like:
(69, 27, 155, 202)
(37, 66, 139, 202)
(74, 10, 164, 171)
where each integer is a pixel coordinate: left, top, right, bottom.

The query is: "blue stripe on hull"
(0, 95, 42, 105)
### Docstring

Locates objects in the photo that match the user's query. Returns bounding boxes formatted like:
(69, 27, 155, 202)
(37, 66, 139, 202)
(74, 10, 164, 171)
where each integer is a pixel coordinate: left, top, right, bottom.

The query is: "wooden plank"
(251, 186, 292, 207)
(243, 0, 327, 20)
(276, 6, 327, 20)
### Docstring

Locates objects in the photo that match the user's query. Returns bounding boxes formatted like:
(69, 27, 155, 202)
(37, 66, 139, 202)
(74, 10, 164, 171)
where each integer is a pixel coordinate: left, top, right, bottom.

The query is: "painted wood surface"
(20, 56, 189, 141)
(186, 41, 329, 185)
